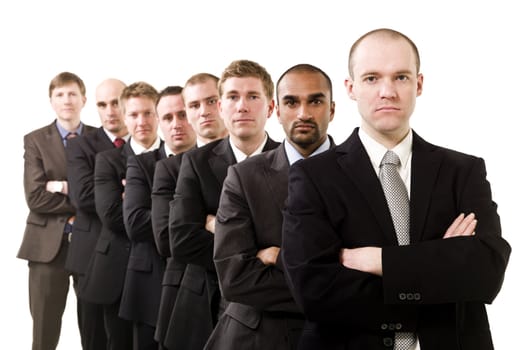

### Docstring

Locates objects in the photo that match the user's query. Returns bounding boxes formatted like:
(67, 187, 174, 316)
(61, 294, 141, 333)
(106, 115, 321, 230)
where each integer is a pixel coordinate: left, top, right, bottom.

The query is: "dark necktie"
(379, 150, 416, 350)
(64, 132, 78, 146)
(113, 137, 125, 148)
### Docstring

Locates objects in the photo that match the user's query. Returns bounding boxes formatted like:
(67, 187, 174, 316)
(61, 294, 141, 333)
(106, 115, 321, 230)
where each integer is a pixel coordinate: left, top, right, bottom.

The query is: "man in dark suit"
(281, 28, 511, 350)
(168, 60, 280, 350)
(17, 72, 95, 350)
(207, 64, 336, 350)
(152, 74, 228, 350)
(66, 78, 128, 350)
(121, 86, 196, 350)
(81, 82, 161, 350)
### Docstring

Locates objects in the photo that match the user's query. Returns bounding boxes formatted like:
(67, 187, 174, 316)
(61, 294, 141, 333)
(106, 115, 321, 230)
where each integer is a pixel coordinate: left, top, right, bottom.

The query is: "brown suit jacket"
(18, 120, 95, 263)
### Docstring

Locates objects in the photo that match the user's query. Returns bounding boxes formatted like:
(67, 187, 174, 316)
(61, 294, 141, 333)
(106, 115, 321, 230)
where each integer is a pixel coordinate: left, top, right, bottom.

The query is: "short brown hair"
(348, 28, 421, 79)
(218, 60, 274, 101)
(49, 72, 86, 98)
(185, 73, 219, 88)
(120, 82, 159, 112)
(157, 86, 183, 108)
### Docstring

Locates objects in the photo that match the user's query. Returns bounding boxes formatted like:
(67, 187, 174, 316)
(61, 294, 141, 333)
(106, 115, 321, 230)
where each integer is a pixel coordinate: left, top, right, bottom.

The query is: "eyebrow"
(281, 92, 327, 100)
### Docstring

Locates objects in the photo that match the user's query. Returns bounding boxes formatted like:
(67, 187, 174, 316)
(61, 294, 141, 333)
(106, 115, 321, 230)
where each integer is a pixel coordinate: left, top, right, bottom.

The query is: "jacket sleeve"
(66, 137, 96, 213)
(24, 133, 74, 215)
(94, 151, 126, 235)
(123, 155, 154, 242)
(214, 165, 300, 313)
(382, 157, 511, 305)
(169, 153, 215, 271)
(152, 160, 176, 257)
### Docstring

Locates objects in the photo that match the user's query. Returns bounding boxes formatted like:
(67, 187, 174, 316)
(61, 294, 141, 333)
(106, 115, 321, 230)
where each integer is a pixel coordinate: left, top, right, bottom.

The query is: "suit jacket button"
(388, 323, 395, 330)
(407, 293, 414, 300)
(399, 293, 406, 301)
(381, 323, 388, 330)
(383, 337, 393, 347)
(395, 323, 402, 330)
(414, 293, 421, 301)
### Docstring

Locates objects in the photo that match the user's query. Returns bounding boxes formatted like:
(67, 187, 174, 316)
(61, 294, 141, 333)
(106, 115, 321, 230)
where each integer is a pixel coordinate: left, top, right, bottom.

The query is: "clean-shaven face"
(219, 76, 274, 141)
(50, 82, 86, 122)
(123, 96, 158, 147)
(157, 94, 196, 153)
(346, 35, 423, 142)
(183, 79, 226, 141)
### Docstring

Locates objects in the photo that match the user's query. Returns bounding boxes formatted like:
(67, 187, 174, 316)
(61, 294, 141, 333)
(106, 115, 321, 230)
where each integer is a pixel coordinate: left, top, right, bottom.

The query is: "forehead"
(96, 82, 123, 101)
(51, 82, 82, 95)
(278, 71, 329, 97)
(222, 76, 264, 94)
(124, 96, 156, 110)
(352, 35, 417, 76)
(157, 94, 185, 111)
(184, 80, 218, 100)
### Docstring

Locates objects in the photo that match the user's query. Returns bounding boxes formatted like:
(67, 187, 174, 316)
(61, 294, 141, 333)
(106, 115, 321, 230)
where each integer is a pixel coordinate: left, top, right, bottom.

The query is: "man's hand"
(256, 246, 280, 265)
(46, 180, 68, 194)
(339, 247, 382, 276)
(443, 213, 477, 239)
(205, 214, 216, 234)
(121, 179, 126, 200)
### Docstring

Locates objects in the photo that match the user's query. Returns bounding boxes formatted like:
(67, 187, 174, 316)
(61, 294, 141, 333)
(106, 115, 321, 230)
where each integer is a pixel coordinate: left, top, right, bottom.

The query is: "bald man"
(66, 78, 129, 350)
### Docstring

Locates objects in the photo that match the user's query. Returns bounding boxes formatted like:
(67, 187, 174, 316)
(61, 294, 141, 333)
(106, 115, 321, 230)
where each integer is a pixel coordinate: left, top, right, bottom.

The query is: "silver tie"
(379, 150, 416, 350)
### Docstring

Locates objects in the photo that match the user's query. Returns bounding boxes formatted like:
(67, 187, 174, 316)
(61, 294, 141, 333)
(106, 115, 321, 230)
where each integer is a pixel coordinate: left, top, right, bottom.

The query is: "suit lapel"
(336, 129, 399, 245)
(409, 132, 443, 243)
(210, 138, 235, 186)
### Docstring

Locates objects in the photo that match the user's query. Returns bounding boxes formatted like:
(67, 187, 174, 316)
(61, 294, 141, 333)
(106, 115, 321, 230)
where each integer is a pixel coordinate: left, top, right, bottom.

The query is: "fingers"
(443, 213, 477, 239)
(444, 213, 465, 238)
(456, 213, 476, 235)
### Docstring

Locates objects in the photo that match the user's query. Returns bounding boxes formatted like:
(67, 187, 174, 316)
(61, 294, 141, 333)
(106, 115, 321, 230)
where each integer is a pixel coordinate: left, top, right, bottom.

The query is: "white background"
(0, 0, 524, 348)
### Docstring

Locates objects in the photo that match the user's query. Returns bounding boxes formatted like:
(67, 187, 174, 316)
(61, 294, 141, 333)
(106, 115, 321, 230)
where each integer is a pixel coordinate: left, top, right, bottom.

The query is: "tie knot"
(66, 132, 78, 140)
(113, 137, 125, 148)
(381, 150, 401, 167)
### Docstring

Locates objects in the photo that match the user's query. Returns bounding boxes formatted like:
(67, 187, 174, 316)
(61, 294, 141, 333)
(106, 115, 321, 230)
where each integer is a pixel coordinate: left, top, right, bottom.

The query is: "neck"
(111, 129, 128, 138)
(290, 135, 327, 158)
(231, 131, 266, 156)
(57, 118, 81, 133)
(134, 137, 156, 150)
(170, 143, 196, 155)
(363, 124, 410, 149)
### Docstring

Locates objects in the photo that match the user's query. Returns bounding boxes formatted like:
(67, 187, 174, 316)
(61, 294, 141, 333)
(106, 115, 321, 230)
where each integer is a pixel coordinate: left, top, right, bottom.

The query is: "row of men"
(18, 28, 510, 350)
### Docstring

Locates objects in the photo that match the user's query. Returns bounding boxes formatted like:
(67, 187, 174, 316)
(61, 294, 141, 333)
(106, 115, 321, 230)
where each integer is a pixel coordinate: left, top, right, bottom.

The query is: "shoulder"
(24, 122, 55, 141)
(97, 146, 121, 162)
(413, 132, 482, 166)
(184, 138, 224, 162)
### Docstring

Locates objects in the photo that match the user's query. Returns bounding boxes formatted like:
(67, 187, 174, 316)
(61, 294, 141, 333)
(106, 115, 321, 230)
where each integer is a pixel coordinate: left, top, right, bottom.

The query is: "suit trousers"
(76, 292, 107, 350)
(28, 237, 70, 350)
(133, 321, 157, 350)
(103, 300, 133, 350)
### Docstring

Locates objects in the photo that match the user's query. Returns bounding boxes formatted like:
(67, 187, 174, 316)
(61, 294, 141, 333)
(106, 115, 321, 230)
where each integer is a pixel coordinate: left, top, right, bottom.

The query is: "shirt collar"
(129, 136, 161, 155)
(56, 120, 83, 140)
(284, 136, 331, 166)
(229, 134, 268, 163)
(358, 128, 413, 172)
(103, 128, 130, 143)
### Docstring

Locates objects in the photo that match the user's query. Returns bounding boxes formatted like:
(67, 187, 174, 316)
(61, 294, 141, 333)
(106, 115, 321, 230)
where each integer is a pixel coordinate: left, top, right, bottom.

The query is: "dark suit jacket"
(151, 152, 188, 346)
(167, 136, 279, 350)
(18, 121, 94, 263)
(65, 127, 115, 276)
(80, 143, 134, 304)
(282, 128, 511, 350)
(209, 142, 322, 349)
(120, 146, 166, 326)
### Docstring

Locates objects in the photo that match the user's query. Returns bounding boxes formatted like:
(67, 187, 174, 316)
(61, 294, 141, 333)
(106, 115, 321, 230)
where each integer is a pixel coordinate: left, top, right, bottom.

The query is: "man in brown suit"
(17, 72, 95, 350)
